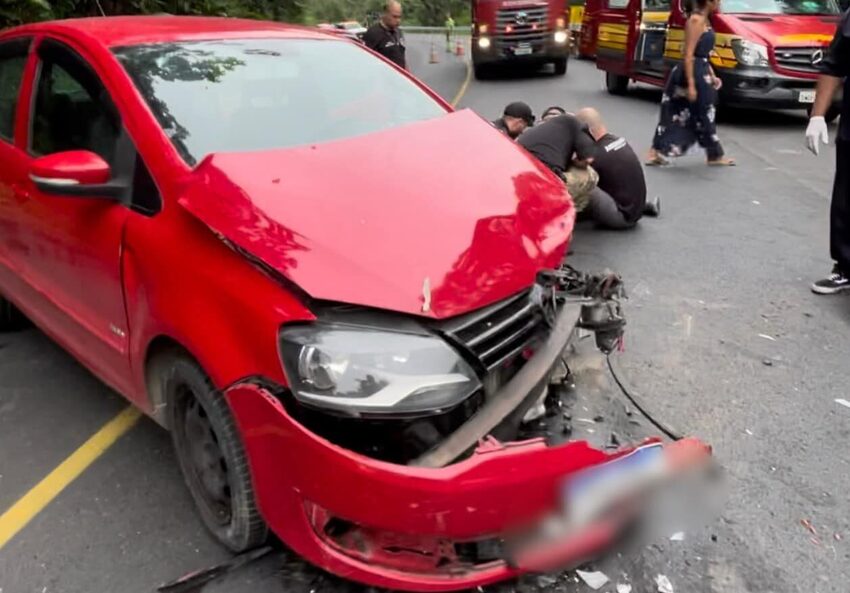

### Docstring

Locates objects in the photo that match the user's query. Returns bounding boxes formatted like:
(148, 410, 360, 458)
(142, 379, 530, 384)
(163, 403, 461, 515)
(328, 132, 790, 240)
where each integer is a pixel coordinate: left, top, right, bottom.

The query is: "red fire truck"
(592, 0, 842, 118)
(472, 0, 572, 78)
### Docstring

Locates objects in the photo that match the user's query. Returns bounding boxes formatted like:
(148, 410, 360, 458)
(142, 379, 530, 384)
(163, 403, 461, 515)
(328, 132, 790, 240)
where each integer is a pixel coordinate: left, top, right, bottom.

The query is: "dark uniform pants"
(832, 139, 850, 274)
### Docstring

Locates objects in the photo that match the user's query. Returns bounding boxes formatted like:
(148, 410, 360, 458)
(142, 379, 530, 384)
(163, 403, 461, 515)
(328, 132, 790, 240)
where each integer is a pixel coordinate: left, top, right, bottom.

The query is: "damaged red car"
(0, 16, 709, 591)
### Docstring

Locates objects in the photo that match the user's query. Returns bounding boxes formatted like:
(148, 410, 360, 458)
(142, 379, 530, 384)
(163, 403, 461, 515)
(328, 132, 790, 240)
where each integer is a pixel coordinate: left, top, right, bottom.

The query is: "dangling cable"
(606, 352, 683, 441)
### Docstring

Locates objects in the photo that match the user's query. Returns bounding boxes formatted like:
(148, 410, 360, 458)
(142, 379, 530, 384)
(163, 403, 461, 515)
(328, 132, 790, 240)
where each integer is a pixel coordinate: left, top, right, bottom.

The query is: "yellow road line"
(451, 47, 472, 107)
(0, 406, 141, 550)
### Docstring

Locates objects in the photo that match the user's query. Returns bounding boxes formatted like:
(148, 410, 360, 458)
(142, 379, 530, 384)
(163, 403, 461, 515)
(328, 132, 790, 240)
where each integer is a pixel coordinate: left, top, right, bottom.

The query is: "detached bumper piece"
(225, 264, 710, 591)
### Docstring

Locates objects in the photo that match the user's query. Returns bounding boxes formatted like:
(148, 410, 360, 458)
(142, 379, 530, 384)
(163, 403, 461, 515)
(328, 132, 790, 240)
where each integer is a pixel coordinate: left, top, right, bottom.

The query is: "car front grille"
(774, 46, 824, 74)
(440, 290, 547, 372)
(494, 5, 550, 46)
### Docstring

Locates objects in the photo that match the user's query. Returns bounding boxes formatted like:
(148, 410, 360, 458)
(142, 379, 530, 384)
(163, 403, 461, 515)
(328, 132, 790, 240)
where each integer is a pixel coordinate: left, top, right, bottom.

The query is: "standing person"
(445, 12, 455, 52)
(646, 0, 735, 167)
(492, 102, 535, 139)
(576, 108, 660, 229)
(517, 113, 599, 211)
(805, 9, 850, 294)
(363, 1, 406, 69)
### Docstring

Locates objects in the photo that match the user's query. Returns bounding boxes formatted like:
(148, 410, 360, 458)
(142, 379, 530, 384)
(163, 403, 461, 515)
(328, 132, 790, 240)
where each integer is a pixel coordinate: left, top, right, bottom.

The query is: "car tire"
(606, 72, 629, 95)
(554, 58, 568, 76)
(161, 353, 268, 552)
(0, 295, 28, 331)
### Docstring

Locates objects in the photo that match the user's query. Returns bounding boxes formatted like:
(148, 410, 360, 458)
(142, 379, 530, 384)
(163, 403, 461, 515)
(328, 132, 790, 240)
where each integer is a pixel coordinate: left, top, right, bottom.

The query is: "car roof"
(4, 15, 332, 48)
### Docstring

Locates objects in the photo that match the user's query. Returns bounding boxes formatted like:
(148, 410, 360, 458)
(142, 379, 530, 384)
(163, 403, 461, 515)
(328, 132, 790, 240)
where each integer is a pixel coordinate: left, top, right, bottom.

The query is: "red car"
(0, 16, 709, 590)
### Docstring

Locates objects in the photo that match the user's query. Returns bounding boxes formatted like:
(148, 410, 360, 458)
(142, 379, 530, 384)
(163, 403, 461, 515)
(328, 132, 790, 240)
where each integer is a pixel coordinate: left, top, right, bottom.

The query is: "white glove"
(806, 116, 829, 155)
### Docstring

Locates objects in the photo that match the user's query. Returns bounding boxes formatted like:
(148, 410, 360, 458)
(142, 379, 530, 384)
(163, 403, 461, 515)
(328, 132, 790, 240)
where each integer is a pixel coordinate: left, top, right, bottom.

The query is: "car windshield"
(114, 38, 446, 165)
(721, 0, 839, 15)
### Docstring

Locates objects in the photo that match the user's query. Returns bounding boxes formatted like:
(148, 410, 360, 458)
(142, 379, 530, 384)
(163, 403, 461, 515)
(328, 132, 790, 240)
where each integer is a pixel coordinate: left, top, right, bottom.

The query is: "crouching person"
(576, 108, 660, 229)
(517, 111, 599, 211)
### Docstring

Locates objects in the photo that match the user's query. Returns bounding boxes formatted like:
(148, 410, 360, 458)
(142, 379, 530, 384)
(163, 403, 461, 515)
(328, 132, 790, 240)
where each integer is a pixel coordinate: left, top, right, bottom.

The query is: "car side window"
(608, 0, 631, 9)
(0, 38, 31, 143)
(31, 40, 120, 166)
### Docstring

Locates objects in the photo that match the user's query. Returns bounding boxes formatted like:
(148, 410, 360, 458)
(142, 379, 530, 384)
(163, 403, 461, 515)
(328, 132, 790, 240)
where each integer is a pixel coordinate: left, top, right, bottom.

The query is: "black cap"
(503, 101, 535, 126)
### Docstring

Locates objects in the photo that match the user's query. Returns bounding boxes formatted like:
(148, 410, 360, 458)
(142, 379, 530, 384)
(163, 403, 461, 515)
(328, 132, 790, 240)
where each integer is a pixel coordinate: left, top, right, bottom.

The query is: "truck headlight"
(554, 30, 569, 44)
(479, 36, 492, 49)
(279, 325, 481, 417)
(732, 39, 769, 67)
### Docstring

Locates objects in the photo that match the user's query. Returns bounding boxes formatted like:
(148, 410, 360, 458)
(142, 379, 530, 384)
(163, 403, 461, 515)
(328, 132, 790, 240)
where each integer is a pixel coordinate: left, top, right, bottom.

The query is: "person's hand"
(687, 85, 698, 102)
(713, 77, 723, 91)
(805, 116, 829, 156)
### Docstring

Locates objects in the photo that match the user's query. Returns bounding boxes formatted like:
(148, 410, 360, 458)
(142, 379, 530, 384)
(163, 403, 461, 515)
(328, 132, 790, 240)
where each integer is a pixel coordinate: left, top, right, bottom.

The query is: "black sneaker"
(811, 268, 850, 295)
(643, 196, 661, 217)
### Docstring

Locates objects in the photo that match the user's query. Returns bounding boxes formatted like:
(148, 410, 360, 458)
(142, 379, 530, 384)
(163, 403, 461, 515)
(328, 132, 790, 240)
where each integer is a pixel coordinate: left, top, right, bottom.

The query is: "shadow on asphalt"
(476, 63, 564, 81)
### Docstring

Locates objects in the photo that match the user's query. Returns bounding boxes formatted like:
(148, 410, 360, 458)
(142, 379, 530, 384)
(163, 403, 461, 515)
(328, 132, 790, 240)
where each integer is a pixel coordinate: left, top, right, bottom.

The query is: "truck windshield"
(722, 0, 839, 15)
(114, 38, 446, 165)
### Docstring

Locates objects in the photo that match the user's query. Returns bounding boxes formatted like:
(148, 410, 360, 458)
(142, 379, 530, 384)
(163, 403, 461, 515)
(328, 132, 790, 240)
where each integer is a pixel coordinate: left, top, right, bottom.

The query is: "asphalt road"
(1, 34, 849, 593)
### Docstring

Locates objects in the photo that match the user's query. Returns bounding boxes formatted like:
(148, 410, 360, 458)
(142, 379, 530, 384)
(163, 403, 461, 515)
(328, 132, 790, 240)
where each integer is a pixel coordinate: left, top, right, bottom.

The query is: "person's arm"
(806, 12, 849, 154)
(709, 64, 722, 90)
(571, 120, 597, 166)
(683, 15, 703, 101)
(812, 75, 842, 118)
(362, 26, 380, 51)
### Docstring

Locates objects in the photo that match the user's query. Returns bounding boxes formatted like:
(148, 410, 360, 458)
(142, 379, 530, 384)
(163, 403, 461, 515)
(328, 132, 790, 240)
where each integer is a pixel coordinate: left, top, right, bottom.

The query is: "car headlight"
(479, 36, 492, 49)
(554, 30, 569, 44)
(279, 324, 481, 417)
(732, 39, 769, 67)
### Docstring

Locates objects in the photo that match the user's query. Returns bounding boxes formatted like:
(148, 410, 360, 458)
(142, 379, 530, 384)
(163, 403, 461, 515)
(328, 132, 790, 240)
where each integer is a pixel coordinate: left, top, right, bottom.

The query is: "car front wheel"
(160, 353, 267, 552)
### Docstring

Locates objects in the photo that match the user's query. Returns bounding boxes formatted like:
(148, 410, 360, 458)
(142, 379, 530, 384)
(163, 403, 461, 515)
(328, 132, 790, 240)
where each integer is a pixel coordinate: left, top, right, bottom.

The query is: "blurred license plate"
(564, 444, 664, 522)
(799, 90, 816, 104)
(515, 44, 533, 55)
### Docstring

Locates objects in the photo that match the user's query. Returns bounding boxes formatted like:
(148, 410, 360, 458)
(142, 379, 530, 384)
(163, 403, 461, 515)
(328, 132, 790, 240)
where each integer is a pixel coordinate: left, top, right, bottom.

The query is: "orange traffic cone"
(429, 41, 440, 64)
(455, 38, 464, 57)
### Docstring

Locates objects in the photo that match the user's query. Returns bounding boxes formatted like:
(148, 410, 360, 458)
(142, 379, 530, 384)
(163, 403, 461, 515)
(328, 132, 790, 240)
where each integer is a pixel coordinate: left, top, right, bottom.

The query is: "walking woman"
(646, 0, 735, 166)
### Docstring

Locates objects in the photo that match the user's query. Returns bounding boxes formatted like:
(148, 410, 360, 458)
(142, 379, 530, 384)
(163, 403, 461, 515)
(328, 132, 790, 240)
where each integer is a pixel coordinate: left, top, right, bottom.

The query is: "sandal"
(707, 157, 736, 166)
(644, 153, 670, 167)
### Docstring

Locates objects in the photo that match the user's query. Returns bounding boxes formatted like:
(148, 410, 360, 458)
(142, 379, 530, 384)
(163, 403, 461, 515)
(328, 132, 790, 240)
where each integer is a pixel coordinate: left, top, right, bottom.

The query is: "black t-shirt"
(491, 118, 510, 136)
(363, 23, 407, 69)
(516, 114, 596, 175)
(820, 9, 850, 140)
(591, 133, 647, 223)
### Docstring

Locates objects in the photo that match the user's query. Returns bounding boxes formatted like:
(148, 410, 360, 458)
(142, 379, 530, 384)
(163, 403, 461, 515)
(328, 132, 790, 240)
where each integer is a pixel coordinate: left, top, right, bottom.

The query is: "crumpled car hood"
(179, 109, 574, 319)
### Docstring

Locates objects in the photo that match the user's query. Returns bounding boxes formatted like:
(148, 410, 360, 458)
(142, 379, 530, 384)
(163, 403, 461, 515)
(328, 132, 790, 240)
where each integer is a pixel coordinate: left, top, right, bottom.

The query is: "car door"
(0, 37, 36, 300)
(634, 0, 672, 74)
(16, 37, 134, 394)
(579, 0, 602, 58)
(595, 0, 642, 74)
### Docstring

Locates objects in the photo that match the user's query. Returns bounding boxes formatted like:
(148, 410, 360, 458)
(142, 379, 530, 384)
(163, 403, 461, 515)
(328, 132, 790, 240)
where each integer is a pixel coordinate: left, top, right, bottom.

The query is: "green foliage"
(0, 0, 470, 28)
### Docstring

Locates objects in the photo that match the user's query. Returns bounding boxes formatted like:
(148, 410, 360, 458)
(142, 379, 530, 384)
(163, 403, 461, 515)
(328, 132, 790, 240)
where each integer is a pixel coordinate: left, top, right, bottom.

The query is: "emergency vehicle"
(471, 0, 572, 78)
(592, 0, 842, 118)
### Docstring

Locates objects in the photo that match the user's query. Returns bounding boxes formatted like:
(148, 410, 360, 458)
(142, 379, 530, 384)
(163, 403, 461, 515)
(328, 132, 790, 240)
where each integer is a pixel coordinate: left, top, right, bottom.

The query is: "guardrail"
(401, 26, 471, 35)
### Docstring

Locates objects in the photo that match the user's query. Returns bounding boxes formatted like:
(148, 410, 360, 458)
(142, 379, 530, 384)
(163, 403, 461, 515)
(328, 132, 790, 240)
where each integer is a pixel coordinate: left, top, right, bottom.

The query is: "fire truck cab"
(593, 0, 842, 118)
(472, 0, 572, 78)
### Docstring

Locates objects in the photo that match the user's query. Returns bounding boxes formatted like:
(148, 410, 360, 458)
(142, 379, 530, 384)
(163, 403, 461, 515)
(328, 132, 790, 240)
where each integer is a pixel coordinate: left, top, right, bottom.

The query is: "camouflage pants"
(563, 165, 599, 212)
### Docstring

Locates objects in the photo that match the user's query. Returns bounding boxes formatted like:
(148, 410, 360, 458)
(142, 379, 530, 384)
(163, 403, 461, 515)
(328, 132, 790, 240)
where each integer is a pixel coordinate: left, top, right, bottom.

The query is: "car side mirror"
(30, 150, 128, 201)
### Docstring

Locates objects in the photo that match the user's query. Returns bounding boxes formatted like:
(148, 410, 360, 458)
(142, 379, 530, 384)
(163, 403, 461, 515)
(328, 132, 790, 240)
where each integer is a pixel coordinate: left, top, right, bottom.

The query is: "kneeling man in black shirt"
(576, 108, 660, 229)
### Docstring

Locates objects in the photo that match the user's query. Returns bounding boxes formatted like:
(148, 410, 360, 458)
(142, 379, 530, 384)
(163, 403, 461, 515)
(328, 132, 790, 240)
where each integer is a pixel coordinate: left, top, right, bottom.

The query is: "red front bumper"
(226, 383, 710, 591)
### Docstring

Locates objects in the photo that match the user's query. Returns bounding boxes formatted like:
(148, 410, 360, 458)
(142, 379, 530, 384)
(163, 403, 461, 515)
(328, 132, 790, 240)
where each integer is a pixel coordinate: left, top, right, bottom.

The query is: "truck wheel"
(0, 296, 27, 331)
(606, 72, 629, 95)
(161, 353, 268, 552)
(473, 63, 492, 80)
(554, 58, 568, 76)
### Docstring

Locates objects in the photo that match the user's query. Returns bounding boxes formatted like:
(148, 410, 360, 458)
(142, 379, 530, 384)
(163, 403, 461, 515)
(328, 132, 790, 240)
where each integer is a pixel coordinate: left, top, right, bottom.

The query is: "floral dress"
(651, 28, 724, 160)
